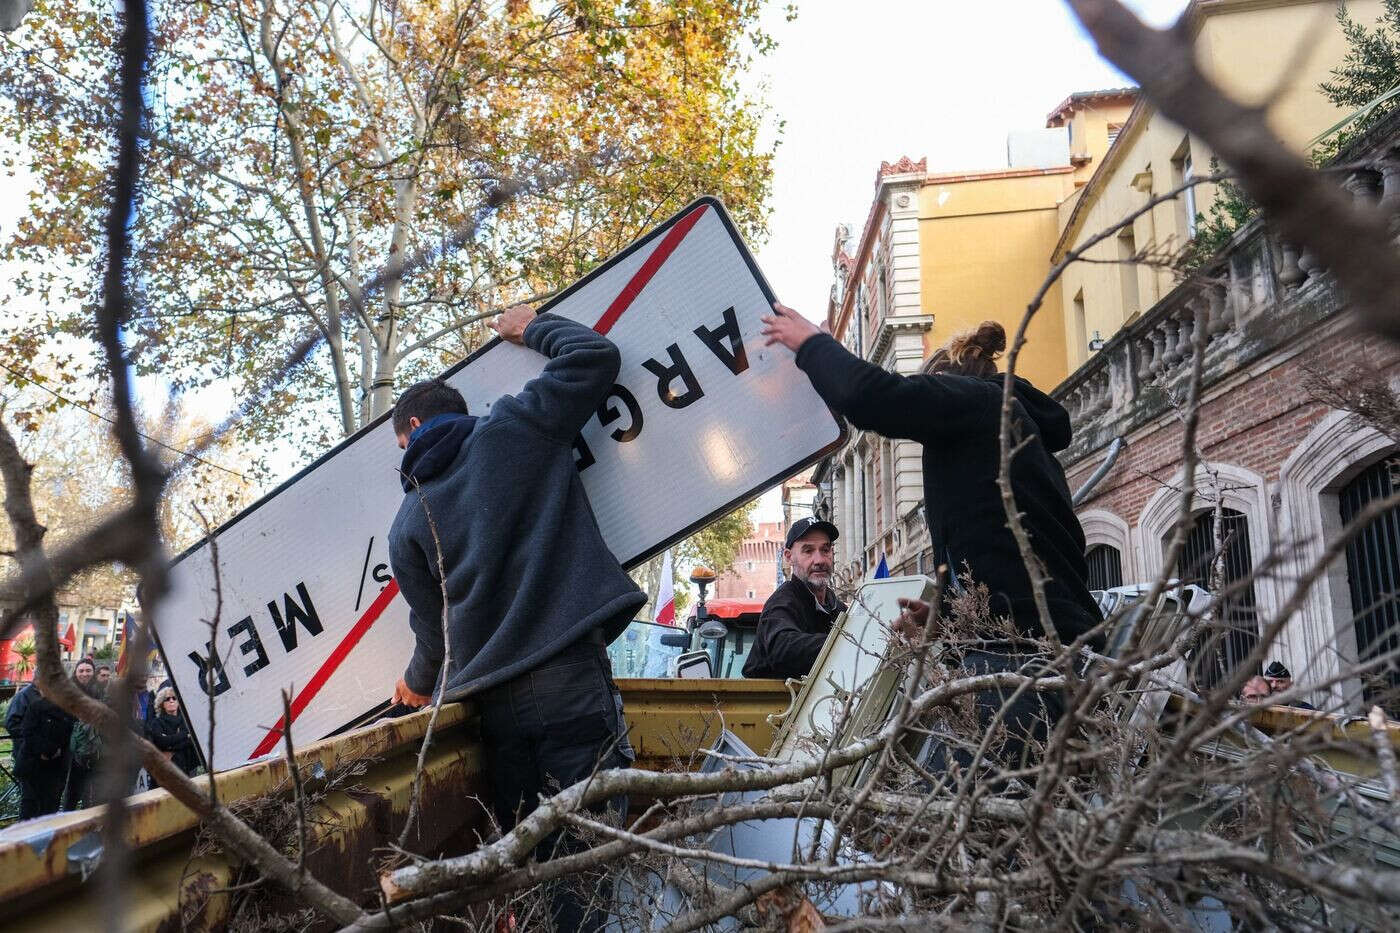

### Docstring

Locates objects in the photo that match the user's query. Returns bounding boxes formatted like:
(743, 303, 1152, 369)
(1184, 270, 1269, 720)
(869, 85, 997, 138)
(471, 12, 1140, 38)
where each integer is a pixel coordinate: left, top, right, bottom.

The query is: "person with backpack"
(64, 658, 105, 810)
(4, 681, 34, 760)
(61, 658, 102, 812)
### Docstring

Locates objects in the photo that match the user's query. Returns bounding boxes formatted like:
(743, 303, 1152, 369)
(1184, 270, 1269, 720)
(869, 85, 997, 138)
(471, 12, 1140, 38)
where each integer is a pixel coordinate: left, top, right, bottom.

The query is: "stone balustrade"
(1054, 123, 1400, 465)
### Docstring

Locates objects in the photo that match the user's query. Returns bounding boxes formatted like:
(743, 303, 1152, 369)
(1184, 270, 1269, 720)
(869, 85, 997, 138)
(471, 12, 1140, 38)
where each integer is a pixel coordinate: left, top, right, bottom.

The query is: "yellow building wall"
(918, 171, 1076, 390)
(1056, 111, 1193, 372)
(1195, 0, 1382, 146)
(1064, 99, 1137, 186)
(1055, 0, 1383, 375)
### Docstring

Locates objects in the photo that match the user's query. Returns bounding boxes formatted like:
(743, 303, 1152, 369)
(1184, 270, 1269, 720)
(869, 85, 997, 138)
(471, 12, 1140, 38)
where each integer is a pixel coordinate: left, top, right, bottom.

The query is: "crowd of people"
(4, 659, 199, 820)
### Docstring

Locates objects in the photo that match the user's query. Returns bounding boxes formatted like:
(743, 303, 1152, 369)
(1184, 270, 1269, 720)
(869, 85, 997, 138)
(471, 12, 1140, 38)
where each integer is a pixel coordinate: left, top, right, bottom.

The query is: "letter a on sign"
(157, 197, 845, 772)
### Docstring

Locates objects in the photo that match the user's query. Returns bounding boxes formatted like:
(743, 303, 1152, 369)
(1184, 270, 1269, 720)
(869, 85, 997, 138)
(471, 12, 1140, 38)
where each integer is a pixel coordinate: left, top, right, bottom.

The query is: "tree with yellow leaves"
(0, 0, 777, 455)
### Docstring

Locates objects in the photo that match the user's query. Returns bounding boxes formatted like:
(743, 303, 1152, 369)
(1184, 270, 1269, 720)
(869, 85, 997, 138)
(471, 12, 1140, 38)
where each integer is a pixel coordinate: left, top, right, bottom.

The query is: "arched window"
(1085, 544, 1123, 591)
(1278, 412, 1396, 708)
(1178, 508, 1259, 691)
(1339, 458, 1400, 715)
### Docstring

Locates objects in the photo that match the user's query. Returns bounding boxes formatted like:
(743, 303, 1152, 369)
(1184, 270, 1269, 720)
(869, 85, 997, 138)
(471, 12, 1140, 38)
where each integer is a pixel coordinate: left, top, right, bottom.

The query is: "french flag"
(654, 549, 677, 626)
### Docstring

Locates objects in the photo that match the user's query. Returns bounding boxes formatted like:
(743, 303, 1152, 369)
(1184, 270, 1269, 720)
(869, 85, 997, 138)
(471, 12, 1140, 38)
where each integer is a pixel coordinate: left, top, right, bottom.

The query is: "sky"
(744, 0, 1187, 523)
(745, 0, 1188, 325)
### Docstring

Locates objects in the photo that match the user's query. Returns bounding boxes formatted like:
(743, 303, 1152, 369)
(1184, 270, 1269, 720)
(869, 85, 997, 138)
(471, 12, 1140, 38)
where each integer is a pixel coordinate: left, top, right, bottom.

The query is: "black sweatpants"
(18, 762, 66, 820)
(478, 639, 633, 932)
(922, 649, 1066, 791)
(63, 763, 94, 811)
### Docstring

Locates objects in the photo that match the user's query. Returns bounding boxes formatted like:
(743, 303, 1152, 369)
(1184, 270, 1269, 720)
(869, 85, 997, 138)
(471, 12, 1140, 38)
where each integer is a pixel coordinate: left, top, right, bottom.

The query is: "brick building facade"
(1055, 112, 1400, 712)
(713, 521, 785, 601)
(714, 475, 820, 602)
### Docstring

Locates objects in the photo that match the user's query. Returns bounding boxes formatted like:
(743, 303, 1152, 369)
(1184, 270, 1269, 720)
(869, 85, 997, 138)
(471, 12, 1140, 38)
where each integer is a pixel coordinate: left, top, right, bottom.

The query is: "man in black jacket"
(13, 688, 74, 820)
(388, 304, 645, 933)
(743, 517, 846, 679)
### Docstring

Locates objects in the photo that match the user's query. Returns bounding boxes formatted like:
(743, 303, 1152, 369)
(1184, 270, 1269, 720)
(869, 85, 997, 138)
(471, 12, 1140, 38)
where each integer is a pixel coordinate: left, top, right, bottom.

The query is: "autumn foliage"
(0, 0, 777, 453)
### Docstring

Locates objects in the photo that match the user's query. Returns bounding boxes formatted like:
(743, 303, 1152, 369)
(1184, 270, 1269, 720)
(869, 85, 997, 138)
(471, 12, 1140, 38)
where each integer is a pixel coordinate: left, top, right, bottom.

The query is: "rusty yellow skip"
(3, 678, 1392, 930)
(0, 678, 790, 931)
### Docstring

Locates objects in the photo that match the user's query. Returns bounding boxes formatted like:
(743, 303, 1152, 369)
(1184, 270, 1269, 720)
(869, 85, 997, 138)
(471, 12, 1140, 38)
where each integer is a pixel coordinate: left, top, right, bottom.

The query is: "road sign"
(157, 197, 845, 772)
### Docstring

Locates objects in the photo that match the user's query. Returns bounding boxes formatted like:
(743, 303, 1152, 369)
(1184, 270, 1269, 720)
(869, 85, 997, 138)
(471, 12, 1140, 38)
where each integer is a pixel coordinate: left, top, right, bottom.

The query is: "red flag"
(654, 549, 676, 626)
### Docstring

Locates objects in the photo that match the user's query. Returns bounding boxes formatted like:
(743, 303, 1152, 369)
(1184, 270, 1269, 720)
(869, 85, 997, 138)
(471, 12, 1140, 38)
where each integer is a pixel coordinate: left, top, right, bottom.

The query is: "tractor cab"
(606, 597, 765, 680)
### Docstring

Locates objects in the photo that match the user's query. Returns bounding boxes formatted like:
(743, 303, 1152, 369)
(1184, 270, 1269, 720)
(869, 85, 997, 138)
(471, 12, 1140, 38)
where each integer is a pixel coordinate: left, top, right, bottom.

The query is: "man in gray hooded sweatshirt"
(389, 304, 645, 931)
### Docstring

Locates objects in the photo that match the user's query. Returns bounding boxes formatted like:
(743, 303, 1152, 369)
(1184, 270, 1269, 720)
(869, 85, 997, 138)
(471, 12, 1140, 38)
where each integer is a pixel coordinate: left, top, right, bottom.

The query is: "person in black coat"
(4, 681, 34, 754)
(144, 687, 198, 784)
(743, 517, 847, 679)
(762, 303, 1102, 782)
(13, 688, 75, 820)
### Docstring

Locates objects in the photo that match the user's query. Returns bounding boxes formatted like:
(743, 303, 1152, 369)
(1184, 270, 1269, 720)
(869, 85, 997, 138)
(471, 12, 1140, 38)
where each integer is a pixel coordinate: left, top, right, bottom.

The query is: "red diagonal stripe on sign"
(593, 202, 708, 335)
(246, 203, 711, 761)
(248, 579, 400, 759)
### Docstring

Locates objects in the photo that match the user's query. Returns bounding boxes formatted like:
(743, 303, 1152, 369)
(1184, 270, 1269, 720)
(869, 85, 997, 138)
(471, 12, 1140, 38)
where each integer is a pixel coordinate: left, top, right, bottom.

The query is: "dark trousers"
(923, 650, 1065, 791)
(18, 762, 66, 820)
(63, 763, 93, 811)
(478, 639, 633, 933)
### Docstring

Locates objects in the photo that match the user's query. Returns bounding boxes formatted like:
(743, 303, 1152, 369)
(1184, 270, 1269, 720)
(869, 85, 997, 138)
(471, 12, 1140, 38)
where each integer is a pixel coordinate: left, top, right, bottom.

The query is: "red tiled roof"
(1045, 87, 1138, 127)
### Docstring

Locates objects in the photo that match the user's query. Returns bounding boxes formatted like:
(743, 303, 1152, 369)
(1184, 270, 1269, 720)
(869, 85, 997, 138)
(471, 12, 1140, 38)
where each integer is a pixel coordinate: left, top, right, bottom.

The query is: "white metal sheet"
(770, 575, 935, 764)
(157, 197, 845, 771)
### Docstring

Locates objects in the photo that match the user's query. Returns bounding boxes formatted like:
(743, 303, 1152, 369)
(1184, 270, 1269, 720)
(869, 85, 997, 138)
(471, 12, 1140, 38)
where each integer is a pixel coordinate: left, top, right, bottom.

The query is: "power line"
(0, 359, 249, 480)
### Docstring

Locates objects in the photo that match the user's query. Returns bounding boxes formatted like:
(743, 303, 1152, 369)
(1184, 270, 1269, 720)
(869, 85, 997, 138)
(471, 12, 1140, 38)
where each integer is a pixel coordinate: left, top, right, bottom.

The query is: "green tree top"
(1318, 0, 1400, 156)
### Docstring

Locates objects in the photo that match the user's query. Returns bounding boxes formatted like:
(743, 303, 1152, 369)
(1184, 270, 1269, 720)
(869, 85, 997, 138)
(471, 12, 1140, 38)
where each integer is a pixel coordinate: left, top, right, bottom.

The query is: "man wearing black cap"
(1264, 661, 1316, 710)
(743, 517, 846, 679)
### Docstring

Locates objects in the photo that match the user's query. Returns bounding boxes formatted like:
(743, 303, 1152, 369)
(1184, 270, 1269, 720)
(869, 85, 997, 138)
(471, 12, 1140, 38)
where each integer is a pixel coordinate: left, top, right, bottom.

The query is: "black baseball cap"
(1264, 661, 1291, 679)
(785, 516, 839, 549)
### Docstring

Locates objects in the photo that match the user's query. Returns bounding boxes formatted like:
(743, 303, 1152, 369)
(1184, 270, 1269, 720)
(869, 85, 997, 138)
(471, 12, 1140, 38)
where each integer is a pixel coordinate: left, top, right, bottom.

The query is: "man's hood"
(1007, 376, 1072, 453)
(399, 413, 476, 491)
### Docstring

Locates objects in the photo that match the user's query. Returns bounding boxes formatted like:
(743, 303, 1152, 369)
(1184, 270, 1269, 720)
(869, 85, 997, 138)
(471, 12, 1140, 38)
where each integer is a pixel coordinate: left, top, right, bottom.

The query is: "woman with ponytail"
(763, 302, 1102, 781)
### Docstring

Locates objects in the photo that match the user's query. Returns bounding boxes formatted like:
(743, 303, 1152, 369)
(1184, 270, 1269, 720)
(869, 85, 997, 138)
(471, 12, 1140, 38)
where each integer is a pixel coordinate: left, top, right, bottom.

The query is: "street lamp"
(690, 567, 727, 641)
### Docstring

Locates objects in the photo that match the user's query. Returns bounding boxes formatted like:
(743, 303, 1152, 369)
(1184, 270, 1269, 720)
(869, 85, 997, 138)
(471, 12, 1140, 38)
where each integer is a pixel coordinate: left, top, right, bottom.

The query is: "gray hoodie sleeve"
(389, 528, 445, 697)
(508, 312, 622, 441)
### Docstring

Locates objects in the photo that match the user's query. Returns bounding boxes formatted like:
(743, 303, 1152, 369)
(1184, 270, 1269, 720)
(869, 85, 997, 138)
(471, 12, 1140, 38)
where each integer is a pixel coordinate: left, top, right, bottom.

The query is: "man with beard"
(743, 517, 846, 679)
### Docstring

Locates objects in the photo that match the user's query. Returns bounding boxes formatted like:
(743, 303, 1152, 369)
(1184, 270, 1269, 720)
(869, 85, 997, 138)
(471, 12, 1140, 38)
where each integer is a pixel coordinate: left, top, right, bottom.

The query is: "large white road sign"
(158, 197, 845, 771)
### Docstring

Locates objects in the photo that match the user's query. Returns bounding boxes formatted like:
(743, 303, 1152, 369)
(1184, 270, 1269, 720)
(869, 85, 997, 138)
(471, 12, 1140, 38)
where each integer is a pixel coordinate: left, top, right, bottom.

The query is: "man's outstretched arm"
(762, 301, 988, 441)
(492, 304, 621, 441)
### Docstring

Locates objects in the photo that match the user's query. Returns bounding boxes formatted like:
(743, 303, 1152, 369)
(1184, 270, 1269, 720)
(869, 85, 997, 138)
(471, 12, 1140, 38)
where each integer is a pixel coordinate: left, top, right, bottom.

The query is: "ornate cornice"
(878, 156, 927, 180)
(869, 313, 934, 365)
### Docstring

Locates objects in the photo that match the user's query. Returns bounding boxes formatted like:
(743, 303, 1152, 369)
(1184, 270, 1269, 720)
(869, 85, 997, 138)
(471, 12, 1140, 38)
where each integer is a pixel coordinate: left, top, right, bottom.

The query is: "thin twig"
(282, 688, 311, 875)
(1368, 705, 1399, 801)
(395, 471, 453, 850)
